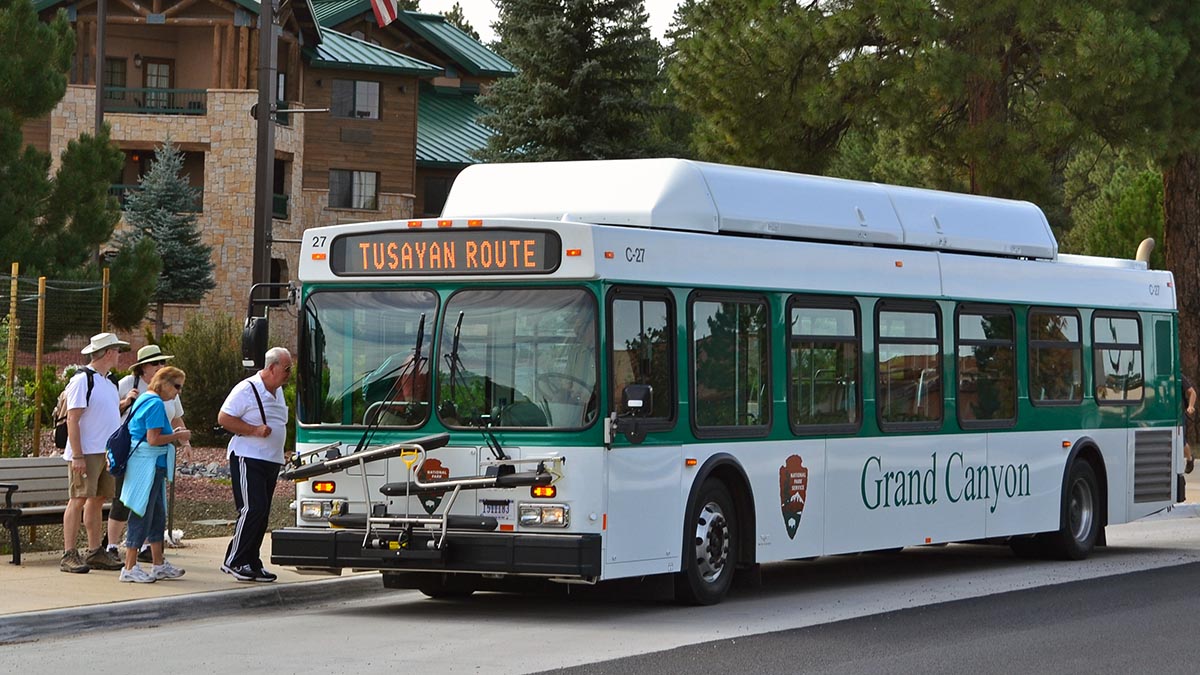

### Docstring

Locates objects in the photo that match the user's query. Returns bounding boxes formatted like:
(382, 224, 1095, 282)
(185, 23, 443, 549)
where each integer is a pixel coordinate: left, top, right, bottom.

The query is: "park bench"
(0, 456, 111, 565)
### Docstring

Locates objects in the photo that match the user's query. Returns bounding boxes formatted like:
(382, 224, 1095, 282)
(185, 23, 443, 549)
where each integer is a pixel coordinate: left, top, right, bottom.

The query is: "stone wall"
(48, 85, 307, 352)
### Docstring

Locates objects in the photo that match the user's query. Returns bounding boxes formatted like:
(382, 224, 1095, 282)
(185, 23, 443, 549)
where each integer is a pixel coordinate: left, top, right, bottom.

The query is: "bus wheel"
(417, 574, 476, 599)
(1047, 460, 1100, 560)
(675, 480, 737, 605)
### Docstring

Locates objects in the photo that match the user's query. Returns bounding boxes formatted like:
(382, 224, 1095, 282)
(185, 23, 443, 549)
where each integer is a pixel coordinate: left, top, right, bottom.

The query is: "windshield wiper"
(439, 311, 467, 419)
(353, 313, 426, 454)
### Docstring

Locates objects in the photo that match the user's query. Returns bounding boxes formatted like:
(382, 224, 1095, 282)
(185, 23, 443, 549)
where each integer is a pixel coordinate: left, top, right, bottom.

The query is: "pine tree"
(442, 2, 479, 41)
(666, 0, 884, 175)
(119, 139, 216, 339)
(1, 0, 156, 337)
(476, 0, 660, 161)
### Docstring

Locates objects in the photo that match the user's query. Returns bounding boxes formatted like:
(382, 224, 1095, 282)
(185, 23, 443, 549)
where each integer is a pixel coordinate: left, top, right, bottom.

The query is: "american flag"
(370, 0, 399, 27)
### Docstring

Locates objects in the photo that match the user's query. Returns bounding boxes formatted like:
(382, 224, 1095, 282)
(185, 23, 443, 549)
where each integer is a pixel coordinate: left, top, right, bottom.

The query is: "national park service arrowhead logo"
(779, 455, 808, 539)
(417, 458, 450, 515)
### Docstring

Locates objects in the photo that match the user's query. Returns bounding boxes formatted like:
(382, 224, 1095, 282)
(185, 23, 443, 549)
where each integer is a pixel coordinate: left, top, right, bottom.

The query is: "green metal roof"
(417, 88, 492, 168)
(309, 0, 370, 27)
(310, 2, 515, 78)
(306, 27, 441, 76)
(398, 12, 515, 77)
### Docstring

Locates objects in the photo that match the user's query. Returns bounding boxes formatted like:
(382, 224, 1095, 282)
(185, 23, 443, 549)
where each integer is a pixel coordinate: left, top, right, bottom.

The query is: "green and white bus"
(267, 158, 1181, 605)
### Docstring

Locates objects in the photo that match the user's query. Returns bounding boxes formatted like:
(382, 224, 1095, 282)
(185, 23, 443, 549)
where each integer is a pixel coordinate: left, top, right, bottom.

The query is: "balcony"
(103, 87, 207, 115)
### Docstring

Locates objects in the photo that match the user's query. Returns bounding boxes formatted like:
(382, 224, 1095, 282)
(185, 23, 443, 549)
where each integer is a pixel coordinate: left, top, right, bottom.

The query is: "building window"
(331, 79, 380, 119)
(103, 58, 126, 101)
(329, 169, 379, 210)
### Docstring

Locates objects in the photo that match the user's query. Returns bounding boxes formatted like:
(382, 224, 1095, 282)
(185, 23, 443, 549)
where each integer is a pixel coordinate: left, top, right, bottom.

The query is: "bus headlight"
(518, 503, 569, 528)
(300, 499, 343, 521)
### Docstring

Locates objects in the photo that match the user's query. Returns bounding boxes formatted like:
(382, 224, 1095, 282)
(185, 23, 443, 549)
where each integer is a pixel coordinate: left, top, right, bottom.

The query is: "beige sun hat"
(131, 344, 174, 367)
(80, 332, 130, 355)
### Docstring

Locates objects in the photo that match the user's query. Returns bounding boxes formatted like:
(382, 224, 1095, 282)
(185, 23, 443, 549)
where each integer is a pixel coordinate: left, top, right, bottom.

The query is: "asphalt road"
(539, 561, 1200, 675)
(4, 514, 1200, 674)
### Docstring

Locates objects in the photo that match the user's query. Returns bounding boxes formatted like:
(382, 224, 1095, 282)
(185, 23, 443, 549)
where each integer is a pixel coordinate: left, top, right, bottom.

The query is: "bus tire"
(1046, 460, 1100, 560)
(675, 480, 738, 606)
(417, 573, 476, 599)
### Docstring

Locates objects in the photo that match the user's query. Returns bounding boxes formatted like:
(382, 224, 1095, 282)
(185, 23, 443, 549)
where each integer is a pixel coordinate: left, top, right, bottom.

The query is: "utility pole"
(252, 0, 278, 287)
(94, 0, 106, 135)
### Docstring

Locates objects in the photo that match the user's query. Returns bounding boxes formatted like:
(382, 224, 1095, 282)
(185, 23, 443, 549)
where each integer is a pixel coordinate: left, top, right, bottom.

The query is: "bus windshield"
(299, 289, 438, 427)
(437, 287, 598, 429)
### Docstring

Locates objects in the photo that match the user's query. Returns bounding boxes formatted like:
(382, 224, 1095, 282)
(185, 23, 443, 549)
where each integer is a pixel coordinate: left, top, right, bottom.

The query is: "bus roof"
(441, 158, 1059, 260)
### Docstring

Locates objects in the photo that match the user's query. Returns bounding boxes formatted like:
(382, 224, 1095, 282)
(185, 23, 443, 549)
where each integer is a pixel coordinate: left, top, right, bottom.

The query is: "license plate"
(481, 499, 512, 520)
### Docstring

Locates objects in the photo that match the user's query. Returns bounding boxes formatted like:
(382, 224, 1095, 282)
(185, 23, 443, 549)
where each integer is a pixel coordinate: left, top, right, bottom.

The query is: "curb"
(0, 573, 383, 645)
(1143, 502, 1200, 521)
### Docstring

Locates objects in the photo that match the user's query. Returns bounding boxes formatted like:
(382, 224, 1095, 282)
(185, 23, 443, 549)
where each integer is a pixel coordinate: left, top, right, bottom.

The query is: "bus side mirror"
(242, 316, 268, 370)
(622, 384, 653, 418)
(609, 384, 653, 445)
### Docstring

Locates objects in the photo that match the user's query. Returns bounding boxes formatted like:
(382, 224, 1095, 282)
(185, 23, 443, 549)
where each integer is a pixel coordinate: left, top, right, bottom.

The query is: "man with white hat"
(106, 344, 185, 561)
(61, 332, 129, 573)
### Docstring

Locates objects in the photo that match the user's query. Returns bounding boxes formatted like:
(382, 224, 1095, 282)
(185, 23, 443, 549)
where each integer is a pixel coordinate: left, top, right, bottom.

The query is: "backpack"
(53, 368, 98, 450)
(106, 397, 149, 478)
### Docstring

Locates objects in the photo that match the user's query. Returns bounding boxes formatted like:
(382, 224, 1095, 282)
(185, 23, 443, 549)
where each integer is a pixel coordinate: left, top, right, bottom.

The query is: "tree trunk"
(1164, 152, 1200, 420)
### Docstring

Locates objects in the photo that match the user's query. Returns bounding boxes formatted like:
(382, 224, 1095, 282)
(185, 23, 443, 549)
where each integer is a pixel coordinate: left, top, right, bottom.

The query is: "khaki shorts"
(68, 454, 116, 499)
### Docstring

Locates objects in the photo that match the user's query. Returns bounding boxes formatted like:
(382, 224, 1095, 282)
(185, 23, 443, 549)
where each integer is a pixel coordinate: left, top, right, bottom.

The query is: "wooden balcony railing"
(103, 87, 207, 115)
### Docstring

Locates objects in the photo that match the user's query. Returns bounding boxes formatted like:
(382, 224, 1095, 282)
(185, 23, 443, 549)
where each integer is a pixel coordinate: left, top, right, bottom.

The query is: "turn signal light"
(566, 249, 582, 257)
(312, 480, 336, 493)
(531, 485, 557, 498)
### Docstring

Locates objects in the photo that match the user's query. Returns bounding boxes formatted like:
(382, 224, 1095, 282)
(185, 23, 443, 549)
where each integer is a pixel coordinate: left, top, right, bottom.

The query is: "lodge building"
(23, 0, 512, 340)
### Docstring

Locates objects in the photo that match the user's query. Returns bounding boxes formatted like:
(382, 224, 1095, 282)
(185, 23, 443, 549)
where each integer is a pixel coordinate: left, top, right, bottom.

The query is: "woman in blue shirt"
(118, 366, 191, 583)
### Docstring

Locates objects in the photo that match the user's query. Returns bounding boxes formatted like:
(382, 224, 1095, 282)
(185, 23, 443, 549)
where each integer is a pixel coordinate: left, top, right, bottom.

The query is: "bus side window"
(609, 291, 675, 422)
(1029, 309, 1083, 405)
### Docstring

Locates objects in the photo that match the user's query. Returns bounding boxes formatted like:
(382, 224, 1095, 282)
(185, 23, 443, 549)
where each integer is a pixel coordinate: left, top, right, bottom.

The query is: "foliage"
(442, 2, 479, 41)
(666, 0, 886, 175)
(0, 1, 155, 339)
(165, 314, 245, 447)
(1061, 146, 1165, 268)
(476, 0, 661, 161)
(116, 139, 215, 338)
(0, 317, 39, 457)
(108, 237, 163, 330)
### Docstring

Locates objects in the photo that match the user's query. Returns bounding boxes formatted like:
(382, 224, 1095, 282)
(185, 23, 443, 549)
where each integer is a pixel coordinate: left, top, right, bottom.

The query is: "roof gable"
(309, 2, 514, 77)
(306, 27, 441, 76)
(396, 12, 515, 77)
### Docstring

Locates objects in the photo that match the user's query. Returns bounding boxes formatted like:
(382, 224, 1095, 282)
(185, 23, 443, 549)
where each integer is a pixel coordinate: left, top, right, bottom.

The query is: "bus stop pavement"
(0, 535, 381, 645)
(5, 477, 1200, 644)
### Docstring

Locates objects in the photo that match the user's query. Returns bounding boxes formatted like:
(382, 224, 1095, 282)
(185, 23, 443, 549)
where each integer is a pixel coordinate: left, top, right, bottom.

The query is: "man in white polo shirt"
(217, 346, 292, 582)
(61, 332, 129, 573)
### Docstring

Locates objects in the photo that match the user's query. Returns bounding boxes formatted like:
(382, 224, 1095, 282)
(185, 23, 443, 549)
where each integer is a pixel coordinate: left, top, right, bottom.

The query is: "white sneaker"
(119, 565, 156, 583)
(152, 560, 186, 580)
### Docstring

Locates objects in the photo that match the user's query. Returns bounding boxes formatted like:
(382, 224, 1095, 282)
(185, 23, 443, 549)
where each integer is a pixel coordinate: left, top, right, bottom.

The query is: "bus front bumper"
(270, 527, 602, 578)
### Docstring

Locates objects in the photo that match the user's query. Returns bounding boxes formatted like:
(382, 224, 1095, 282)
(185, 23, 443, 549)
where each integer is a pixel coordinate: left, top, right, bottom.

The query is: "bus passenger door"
(603, 288, 683, 578)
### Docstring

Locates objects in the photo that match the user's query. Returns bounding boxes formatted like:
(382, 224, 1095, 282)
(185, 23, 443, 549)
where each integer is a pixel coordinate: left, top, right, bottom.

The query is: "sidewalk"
(5, 475, 1200, 644)
(0, 535, 381, 644)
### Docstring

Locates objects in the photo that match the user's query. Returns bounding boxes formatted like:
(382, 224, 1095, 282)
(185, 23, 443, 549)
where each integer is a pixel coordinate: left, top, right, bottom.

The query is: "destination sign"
(330, 229, 561, 276)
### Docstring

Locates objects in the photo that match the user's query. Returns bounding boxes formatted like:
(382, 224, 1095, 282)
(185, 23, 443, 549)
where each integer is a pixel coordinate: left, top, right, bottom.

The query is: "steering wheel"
(536, 373, 593, 403)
